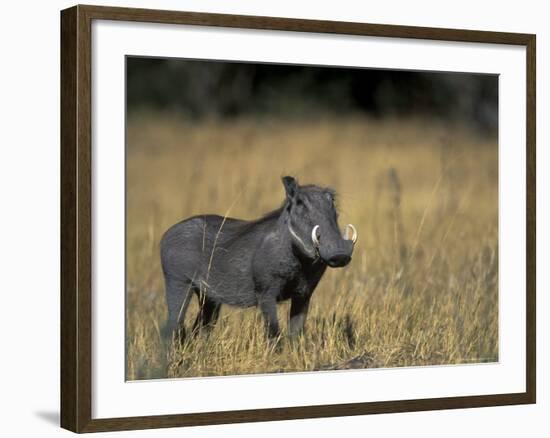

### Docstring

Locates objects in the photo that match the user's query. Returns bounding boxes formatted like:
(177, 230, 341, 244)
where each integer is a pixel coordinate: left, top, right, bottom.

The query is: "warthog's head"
(282, 176, 357, 267)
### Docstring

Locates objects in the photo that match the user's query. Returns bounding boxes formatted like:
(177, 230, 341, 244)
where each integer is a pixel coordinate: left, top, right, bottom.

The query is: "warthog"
(161, 176, 357, 342)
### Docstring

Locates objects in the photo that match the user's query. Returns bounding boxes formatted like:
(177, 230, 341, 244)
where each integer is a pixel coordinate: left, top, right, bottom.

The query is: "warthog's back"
(160, 214, 272, 307)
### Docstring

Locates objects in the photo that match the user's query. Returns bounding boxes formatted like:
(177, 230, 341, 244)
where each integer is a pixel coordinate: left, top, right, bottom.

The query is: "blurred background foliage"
(127, 57, 498, 136)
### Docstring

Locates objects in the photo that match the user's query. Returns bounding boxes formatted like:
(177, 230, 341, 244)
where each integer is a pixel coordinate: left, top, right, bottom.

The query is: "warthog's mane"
(225, 184, 336, 243)
(224, 203, 286, 243)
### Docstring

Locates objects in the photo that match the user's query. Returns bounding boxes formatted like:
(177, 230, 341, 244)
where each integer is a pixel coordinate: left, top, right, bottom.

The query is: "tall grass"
(126, 113, 498, 380)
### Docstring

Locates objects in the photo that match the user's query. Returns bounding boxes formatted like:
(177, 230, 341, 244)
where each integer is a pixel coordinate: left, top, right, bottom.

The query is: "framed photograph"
(60, 4, 536, 433)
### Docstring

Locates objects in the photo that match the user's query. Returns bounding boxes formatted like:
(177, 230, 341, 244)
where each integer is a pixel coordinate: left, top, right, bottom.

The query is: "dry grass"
(125, 112, 498, 380)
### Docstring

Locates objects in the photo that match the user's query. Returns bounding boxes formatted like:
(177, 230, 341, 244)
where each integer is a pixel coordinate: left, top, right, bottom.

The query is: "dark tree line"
(127, 57, 497, 134)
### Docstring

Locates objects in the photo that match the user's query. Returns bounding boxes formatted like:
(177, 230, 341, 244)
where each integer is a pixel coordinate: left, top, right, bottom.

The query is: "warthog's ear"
(282, 176, 298, 200)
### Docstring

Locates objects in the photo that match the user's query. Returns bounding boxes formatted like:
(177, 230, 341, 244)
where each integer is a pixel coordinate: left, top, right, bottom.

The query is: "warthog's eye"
(296, 198, 304, 207)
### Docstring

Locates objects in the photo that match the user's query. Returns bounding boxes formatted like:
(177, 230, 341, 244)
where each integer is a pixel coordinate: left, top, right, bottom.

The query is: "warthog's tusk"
(311, 225, 320, 247)
(344, 224, 358, 244)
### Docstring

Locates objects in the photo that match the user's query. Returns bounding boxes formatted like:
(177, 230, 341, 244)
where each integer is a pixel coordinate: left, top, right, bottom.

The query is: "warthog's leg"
(192, 297, 221, 335)
(258, 294, 280, 339)
(289, 295, 311, 337)
(164, 276, 194, 344)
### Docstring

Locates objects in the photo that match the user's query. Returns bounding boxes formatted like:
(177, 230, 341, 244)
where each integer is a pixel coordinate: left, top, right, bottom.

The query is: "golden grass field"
(126, 113, 498, 380)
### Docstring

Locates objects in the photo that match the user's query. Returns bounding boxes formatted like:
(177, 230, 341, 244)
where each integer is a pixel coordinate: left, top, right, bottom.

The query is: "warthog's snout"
(312, 223, 357, 268)
(326, 251, 352, 267)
